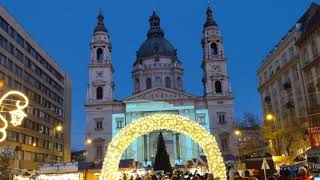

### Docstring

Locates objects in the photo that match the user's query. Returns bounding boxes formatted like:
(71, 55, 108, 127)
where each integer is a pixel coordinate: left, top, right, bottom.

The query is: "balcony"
(283, 81, 292, 90)
(286, 100, 295, 109)
(308, 83, 316, 93)
(264, 96, 271, 103)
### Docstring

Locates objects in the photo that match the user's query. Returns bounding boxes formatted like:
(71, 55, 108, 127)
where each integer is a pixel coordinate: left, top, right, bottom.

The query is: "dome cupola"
(132, 11, 184, 94)
(136, 11, 177, 60)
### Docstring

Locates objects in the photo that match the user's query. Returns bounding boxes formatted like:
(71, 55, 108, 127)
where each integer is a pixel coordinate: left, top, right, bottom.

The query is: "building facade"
(0, 5, 72, 170)
(296, 3, 320, 129)
(257, 3, 320, 157)
(86, 6, 237, 166)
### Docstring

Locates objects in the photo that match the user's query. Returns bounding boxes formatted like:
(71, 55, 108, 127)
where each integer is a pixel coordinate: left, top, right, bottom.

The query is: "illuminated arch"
(100, 114, 226, 180)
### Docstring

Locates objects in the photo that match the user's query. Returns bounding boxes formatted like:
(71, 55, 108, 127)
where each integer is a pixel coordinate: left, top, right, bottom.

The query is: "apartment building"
(0, 5, 72, 170)
(296, 3, 320, 129)
(257, 3, 320, 157)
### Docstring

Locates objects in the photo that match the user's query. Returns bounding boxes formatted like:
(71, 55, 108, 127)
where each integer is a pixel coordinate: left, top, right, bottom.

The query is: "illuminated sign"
(38, 162, 79, 174)
(0, 91, 29, 142)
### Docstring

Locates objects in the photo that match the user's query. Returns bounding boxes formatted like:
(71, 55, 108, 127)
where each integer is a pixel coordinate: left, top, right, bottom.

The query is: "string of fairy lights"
(100, 114, 227, 180)
(0, 90, 29, 142)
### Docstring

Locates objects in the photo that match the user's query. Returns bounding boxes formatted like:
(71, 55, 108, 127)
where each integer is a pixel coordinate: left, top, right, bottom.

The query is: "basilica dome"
(136, 11, 177, 59)
(137, 36, 176, 59)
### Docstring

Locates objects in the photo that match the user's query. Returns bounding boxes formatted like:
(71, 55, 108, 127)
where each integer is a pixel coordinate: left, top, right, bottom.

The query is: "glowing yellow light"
(266, 113, 274, 121)
(56, 125, 63, 132)
(0, 80, 4, 88)
(234, 130, 241, 136)
(0, 91, 29, 142)
(100, 114, 227, 180)
(86, 138, 92, 145)
(32, 142, 36, 147)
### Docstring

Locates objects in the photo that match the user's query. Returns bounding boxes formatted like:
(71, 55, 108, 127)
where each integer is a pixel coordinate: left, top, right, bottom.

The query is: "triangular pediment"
(124, 87, 196, 101)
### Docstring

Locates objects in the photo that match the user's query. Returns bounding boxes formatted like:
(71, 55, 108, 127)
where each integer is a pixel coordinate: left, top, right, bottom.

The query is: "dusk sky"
(1, 0, 318, 150)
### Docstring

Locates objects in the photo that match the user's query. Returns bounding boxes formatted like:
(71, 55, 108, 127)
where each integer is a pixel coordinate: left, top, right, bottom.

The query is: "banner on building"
(309, 127, 320, 148)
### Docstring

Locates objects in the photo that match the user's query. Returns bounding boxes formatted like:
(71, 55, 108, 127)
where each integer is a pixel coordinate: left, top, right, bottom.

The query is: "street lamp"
(86, 138, 92, 145)
(55, 124, 63, 132)
(266, 113, 275, 121)
(234, 130, 241, 136)
(0, 80, 4, 89)
(265, 113, 280, 155)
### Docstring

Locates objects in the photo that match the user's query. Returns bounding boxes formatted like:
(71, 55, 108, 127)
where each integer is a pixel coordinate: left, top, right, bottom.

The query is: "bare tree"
(237, 113, 267, 157)
(238, 112, 261, 128)
(0, 146, 15, 180)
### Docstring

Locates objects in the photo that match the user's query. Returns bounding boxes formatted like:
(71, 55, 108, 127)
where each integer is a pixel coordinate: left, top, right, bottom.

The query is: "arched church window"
(135, 78, 140, 92)
(96, 87, 103, 99)
(97, 48, 104, 62)
(146, 78, 152, 90)
(211, 43, 218, 55)
(155, 77, 161, 86)
(215, 81, 222, 93)
(177, 77, 182, 89)
(165, 77, 171, 88)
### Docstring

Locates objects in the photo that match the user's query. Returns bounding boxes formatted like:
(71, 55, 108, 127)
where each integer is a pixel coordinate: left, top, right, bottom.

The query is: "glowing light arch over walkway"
(100, 114, 226, 180)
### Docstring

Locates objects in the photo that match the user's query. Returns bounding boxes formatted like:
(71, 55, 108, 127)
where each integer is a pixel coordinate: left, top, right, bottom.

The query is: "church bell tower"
(201, 5, 232, 97)
(87, 11, 114, 102)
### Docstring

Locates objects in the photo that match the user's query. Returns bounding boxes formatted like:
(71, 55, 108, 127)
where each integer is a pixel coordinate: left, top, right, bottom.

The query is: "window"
(135, 78, 140, 92)
(57, 156, 63, 162)
(217, 112, 226, 124)
(57, 144, 63, 152)
(219, 133, 229, 151)
(177, 77, 182, 89)
(155, 77, 161, 86)
(25, 136, 32, 145)
(211, 43, 218, 55)
(97, 48, 103, 62)
(15, 49, 23, 62)
(0, 17, 9, 32)
(311, 40, 318, 57)
(303, 47, 309, 63)
(289, 47, 295, 58)
(96, 121, 103, 129)
(96, 87, 103, 99)
(281, 53, 287, 65)
(116, 120, 123, 129)
(197, 114, 206, 124)
(146, 78, 152, 89)
(96, 146, 103, 159)
(165, 77, 171, 88)
(215, 81, 222, 93)
(8, 131, 17, 141)
(24, 151, 34, 161)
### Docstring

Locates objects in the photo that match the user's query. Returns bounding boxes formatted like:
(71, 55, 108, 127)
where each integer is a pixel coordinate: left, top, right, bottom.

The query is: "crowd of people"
(230, 166, 315, 180)
(121, 166, 317, 180)
(122, 170, 216, 180)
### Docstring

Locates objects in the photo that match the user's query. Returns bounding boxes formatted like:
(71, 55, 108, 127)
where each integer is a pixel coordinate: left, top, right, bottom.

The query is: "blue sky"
(1, 0, 318, 150)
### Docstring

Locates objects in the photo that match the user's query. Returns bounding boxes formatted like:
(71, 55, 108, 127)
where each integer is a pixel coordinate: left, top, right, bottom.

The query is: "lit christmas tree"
(153, 132, 173, 174)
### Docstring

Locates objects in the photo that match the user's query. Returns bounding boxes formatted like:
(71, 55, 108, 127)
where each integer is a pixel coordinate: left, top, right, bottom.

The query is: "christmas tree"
(153, 132, 173, 174)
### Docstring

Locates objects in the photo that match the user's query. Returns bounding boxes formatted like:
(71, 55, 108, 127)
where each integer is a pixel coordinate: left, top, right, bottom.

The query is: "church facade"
(85, 6, 237, 166)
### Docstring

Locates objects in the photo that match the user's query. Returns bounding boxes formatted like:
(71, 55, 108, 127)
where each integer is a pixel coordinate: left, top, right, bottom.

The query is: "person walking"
(298, 167, 313, 180)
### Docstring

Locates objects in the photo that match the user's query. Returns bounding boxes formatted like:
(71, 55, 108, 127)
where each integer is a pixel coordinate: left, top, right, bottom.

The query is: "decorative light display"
(100, 114, 227, 180)
(0, 91, 29, 142)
